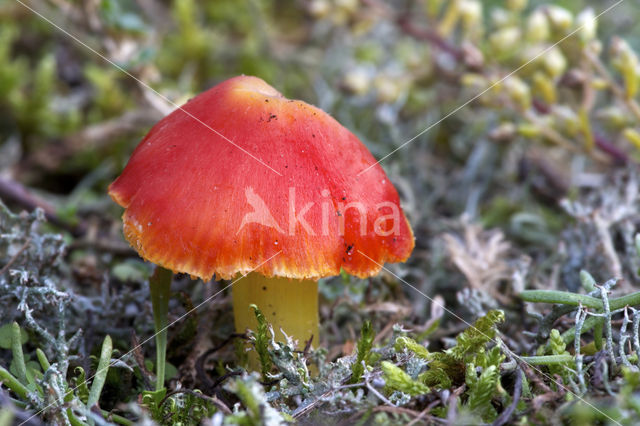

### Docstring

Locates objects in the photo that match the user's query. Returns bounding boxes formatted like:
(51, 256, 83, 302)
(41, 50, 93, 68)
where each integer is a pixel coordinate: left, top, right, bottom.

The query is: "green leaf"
(419, 363, 453, 389)
(549, 329, 568, 356)
(25, 360, 42, 384)
(36, 348, 50, 372)
(250, 304, 272, 378)
(465, 365, 500, 421)
(74, 367, 90, 404)
(449, 310, 505, 360)
(142, 388, 167, 420)
(10, 322, 27, 385)
(0, 323, 27, 349)
(350, 321, 375, 384)
(474, 346, 505, 369)
(394, 336, 429, 359)
(164, 361, 178, 381)
(0, 366, 28, 400)
(381, 361, 430, 396)
(87, 335, 113, 408)
(579, 270, 596, 293)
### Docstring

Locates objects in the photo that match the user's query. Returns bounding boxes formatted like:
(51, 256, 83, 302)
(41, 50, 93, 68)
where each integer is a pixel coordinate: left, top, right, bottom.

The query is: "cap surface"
(109, 76, 414, 280)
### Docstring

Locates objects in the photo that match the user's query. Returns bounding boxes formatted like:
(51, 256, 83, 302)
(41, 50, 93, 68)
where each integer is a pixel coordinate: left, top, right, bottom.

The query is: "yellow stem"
(232, 273, 319, 366)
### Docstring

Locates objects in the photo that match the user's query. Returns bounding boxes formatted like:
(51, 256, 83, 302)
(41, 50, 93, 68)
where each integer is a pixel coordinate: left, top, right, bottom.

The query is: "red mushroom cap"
(109, 76, 414, 280)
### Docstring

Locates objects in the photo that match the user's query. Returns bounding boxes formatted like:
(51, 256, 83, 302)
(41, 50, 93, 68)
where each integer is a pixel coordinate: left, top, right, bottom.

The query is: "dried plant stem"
(0, 238, 31, 276)
(160, 389, 232, 415)
(536, 304, 579, 344)
(365, 379, 396, 407)
(593, 213, 624, 285)
(492, 367, 523, 426)
(0, 179, 82, 236)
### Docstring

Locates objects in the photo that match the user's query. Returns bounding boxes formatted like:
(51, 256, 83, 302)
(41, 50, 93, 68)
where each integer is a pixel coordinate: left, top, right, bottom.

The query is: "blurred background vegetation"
(2, 0, 640, 424)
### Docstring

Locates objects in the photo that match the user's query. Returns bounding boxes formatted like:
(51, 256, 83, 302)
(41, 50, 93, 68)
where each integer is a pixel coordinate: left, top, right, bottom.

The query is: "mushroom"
(109, 76, 414, 380)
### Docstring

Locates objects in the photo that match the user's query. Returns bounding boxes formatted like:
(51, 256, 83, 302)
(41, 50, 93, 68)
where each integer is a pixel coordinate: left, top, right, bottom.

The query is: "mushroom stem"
(232, 273, 319, 367)
(149, 266, 172, 391)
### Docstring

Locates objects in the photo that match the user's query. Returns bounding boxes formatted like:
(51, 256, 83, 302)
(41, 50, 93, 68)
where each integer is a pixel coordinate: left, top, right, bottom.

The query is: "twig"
(365, 374, 396, 407)
(492, 367, 523, 426)
(129, 332, 153, 390)
(66, 109, 161, 150)
(0, 237, 31, 276)
(159, 389, 232, 415)
(292, 381, 366, 419)
(292, 389, 334, 419)
(521, 363, 552, 395)
(535, 304, 579, 344)
(406, 408, 429, 426)
(67, 239, 137, 257)
(531, 389, 565, 411)
(302, 334, 313, 359)
(372, 314, 404, 345)
(446, 384, 465, 425)
(210, 371, 243, 390)
(594, 133, 629, 165)
(0, 178, 83, 236)
(195, 333, 247, 392)
(397, 15, 464, 62)
(589, 350, 608, 390)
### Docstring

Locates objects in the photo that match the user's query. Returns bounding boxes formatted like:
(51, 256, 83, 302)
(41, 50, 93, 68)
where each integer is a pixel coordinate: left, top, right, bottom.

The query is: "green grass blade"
(87, 335, 112, 408)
